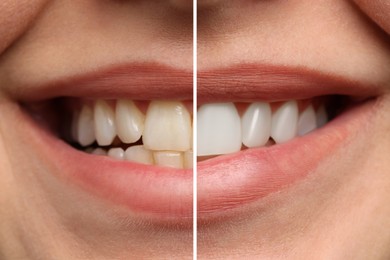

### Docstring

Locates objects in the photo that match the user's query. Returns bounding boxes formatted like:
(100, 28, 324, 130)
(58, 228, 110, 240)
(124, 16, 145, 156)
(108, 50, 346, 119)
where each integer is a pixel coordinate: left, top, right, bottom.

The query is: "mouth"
(18, 63, 194, 222)
(196, 64, 381, 220)
(18, 63, 380, 222)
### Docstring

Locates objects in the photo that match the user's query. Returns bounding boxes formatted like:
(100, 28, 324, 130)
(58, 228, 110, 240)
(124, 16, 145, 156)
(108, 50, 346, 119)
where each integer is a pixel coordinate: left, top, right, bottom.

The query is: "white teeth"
(316, 105, 328, 128)
(115, 100, 144, 144)
(94, 100, 117, 146)
(241, 102, 272, 148)
(197, 103, 242, 156)
(75, 97, 328, 166)
(297, 105, 317, 136)
(92, 148, 107, 156)
(125, 145, 154, 165)
(154, 151, 184, 169)
(108, 148, 125, 160)
(143, 101, 192, 151)
(271, 101, 299, 144)
(77, 105, 95, 146)
(184, 150, 193, 169)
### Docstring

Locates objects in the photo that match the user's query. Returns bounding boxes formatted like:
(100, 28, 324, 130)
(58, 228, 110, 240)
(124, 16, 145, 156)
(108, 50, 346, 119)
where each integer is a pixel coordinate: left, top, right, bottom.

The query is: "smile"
(18, 63, 380, 222)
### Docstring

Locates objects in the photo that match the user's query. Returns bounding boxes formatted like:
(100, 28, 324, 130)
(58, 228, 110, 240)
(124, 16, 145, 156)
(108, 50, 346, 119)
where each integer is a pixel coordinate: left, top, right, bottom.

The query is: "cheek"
(0, 0, 49, 54)
(352, 0, 390, 34)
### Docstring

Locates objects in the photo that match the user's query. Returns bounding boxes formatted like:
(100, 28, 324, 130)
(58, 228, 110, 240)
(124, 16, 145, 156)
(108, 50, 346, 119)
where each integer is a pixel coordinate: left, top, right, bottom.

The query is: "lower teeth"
(86, 145, 193, 169)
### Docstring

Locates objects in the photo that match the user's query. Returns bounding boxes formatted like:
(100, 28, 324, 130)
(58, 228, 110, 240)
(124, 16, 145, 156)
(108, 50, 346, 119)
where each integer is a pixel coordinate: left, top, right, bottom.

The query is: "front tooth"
(77, 105, 95, 146)
(125, 145, 154, 165)
(297, 105, 317, 136)
(154, 151, 184, 169)
(184, 150, 193, 169)
(316, 105, 328, 128)
(94, 100, 116, 146)
(143, 101, 191, 151)
(108, 148, 124, 160)
(241, 102, 272, 148)
(271, 101, 298, 144)
(115, 100, 144, 144)
(197, 103, 241, 156)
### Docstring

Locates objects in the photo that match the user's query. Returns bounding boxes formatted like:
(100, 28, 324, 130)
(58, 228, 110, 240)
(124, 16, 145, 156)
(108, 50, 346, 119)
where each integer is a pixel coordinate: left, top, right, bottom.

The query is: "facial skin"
(0, 1, 192, 259)
(197, 1, 390, 259)
(0, 1, 389, 260)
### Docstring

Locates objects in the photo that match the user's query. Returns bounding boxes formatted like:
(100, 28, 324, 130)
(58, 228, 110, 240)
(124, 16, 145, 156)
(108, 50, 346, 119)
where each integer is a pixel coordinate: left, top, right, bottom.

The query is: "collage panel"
(196, 0, 390, 259)
(0, 1, 193, 259)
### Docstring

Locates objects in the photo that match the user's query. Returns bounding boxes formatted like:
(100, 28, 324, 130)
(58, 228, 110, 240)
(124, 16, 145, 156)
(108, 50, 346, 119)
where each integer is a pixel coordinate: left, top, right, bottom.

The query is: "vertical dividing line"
(193, 0, 198, 259)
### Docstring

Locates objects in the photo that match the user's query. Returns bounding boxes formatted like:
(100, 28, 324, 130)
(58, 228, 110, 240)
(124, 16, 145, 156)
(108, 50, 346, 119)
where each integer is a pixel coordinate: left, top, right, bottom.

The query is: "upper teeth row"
(72, 99, 327, 161)
(72, 99, 192, 152)
(197, 101, 327, 156)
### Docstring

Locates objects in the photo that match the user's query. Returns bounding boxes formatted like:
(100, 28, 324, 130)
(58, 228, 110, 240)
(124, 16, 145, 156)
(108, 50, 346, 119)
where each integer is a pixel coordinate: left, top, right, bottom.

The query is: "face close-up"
(0, 0, 389, 259)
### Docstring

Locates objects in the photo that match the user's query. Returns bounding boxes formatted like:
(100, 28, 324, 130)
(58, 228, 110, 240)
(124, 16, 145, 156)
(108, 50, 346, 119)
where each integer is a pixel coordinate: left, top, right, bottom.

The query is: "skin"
(0, 0, 389, 260)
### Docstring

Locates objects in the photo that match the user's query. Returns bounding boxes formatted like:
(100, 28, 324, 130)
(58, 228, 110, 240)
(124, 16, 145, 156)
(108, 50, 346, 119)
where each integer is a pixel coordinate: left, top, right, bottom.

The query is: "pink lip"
(20, 63, 379, 222)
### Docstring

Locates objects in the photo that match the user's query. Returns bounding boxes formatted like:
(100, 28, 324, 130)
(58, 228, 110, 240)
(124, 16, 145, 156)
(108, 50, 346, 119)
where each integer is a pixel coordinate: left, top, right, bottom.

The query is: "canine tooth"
(297, 105, 317, 136)
(184, 150, 193, 169)
(94, 100, 116, 146)
(125, 145, 154, 165)
(115, 100, 144, 144)
(92, 148, 107, 155)
(154, 151, 184, 169)
(71, 111, 79, 142)
(271, 101, 298, 143)
(108, 148, 125, 160)
(77, 105, 95, 146)
(241, 102, 272, 148)
(316, 105, 328, 127)
(143, 101, 191, 151)
(197, 103, 241, 156)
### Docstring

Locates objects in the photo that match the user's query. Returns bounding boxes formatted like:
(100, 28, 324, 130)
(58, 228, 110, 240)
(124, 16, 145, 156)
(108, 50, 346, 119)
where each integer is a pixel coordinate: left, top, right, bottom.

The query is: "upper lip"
(11, 62, 193, 102)
(18, 62, 380, 222)
(197, 64, 382, 103)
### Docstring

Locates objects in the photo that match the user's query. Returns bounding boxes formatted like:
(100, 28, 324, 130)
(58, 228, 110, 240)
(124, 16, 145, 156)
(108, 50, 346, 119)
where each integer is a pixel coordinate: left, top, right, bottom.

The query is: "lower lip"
(24, 115, 193, 221)
(23, 99, 375, 221)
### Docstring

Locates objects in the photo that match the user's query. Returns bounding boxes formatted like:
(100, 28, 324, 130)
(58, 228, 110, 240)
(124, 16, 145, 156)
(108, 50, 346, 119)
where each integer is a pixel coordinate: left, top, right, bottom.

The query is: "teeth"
(115, 100, 144, 144)
(197, 103, 242, 156)
(94, 100, 117, 146)
(91, 148, 107, 156)
(154, 151, 184, 169)
(124, 145, 154, 165)
(73, 98, 329, 167)
(143, 101, 192, 151)
(77, 105, 95, 146)
(271, 101, 299, 144)
(297, 105, 317, 136)
(71, 111, 79, 142)
(241, 102, 272, 148)
(184, 150, 193, 169)
(316, 105, 328, 128)
(108, 148, 125, 160)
